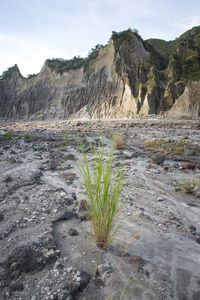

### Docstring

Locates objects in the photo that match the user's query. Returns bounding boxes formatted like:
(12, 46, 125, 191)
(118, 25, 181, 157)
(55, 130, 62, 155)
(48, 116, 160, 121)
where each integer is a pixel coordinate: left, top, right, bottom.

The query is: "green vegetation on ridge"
(145, 39, 173, 68)
(0, 65, 18, 80)
(170, 26, 200, 81)
(46, 44, 103, 74)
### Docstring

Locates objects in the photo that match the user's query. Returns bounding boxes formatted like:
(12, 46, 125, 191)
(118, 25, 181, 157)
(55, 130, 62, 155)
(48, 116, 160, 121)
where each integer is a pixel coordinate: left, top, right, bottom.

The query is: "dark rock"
(0, 213, 4, 221)
(10, 150, 16, 154)
(187, 203, 197, 207)
(131, 152, 138, 158)
(62, 294, 73, 300)
(30, 171, 42, 183)
(127, 255, 146, 270)
(4, 246, 38, 277)
(78, 271, 92, 291)
(4, 176, 13, 183)
(151, 152, 165, 165)
(48, 162, 61, 170)
(68, 228, 79, 236)
(63, 197, 73, 206)
(78, 199, 87, 211)
(109, 245, 130, 257)
(59, 173, 76, 183)
(63, 282, 80, 296)
(9, 281, 24, 292)
(145, 270, 150, 278)
(180, 162, 196, 170)
(50, 294, 59, 300)
(78, 212, 89, 221)
(8, 157, 17, 163)
(24, 137, 32, 143)
(3, 245, 57, 279)
(97, 263, 112, 275)
(65, 154, 76, 160)
(53, 210, 76, 223)
(193, 291, 200, 300)
(93, 277, 105, 287)
(190, 226, 197, 232)
(71, 192, 77, 200)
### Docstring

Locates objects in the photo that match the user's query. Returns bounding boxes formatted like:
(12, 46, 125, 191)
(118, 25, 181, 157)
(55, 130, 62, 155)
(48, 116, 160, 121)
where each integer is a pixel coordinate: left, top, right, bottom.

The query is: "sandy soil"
(0, 117, 199, 300)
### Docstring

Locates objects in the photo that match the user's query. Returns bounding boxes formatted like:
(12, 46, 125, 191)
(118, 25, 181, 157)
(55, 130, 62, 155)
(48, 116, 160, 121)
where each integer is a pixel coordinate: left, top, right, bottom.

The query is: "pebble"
(157, 197, 164, 202)
(76, 277, 81, 282)
(67, 267, 74, 273)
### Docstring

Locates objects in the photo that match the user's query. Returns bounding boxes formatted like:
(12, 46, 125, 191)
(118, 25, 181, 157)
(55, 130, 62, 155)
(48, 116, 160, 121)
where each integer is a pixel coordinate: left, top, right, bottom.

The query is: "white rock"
(67, 267, 74, 273)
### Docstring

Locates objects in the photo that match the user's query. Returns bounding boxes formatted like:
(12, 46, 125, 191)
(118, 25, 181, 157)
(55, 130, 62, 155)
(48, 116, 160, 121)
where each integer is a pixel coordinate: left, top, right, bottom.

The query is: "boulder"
(151, 152, 165, 165)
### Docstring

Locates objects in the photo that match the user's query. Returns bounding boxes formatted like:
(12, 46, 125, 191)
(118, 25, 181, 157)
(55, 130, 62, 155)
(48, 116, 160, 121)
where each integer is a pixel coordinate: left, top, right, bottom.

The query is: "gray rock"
(157, 196, 164, 202)
(30, 171, 42, 183)
(97, 263, 113, 275)
(53, 210, 76, 223)
(5, 246, 38, 276)
(0, 212, 4, 221)
(68, 228, 79, 236)
(151, 152, 165, 165)
(184, 149, 196, 156)
(4, 176, 13, 183)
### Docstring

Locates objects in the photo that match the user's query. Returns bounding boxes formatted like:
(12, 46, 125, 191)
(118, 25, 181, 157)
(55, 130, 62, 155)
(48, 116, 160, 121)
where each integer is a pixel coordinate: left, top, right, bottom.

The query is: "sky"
(0, 0, 200, 77)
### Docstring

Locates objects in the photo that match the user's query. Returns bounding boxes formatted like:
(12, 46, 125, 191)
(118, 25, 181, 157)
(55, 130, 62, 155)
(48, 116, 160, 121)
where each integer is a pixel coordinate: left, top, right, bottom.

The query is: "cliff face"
(0, 27, 200, 119)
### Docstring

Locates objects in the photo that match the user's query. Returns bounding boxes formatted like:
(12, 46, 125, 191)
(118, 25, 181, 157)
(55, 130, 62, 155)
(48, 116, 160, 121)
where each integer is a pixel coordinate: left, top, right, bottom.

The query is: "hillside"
(145, 39, 173, 68)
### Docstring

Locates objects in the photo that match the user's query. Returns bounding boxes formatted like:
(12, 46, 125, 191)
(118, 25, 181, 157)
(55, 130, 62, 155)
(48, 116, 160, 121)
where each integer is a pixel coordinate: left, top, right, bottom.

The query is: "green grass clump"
(5, 132, 14, 138)
(79, 136, 125, 249)
(23, 134, 32, 139)
(16, 121, 24, 126)
(145, 139, 190, 154)
(63, 131, 69, 144)
(145, 139, 171, 147)
(180, 176, 200, 196)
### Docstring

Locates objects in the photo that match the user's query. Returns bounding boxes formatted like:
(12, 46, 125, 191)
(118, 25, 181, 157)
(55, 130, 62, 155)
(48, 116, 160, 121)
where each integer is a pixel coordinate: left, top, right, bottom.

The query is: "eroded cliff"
(0, 27, 200, 119)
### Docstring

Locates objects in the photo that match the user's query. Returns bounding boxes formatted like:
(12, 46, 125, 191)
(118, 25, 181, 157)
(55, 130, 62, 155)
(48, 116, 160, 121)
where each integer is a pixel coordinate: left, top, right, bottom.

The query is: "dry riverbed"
(0, 118, 200, 300)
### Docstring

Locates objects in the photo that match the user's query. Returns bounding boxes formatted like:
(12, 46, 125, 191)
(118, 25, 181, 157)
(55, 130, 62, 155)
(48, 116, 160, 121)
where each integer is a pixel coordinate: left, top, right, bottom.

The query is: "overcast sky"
(0, 0, 200, 76)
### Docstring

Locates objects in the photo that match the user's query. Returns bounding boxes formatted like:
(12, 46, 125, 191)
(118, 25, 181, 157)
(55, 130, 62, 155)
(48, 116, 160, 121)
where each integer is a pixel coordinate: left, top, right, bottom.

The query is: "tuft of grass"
(145, 139, 191, 154)
(145, 139, 175, 147)
(23, 134, 32, 139)
(63, 131, 69, 144)
(5, 132, 14, 138)
(112, 133, 124, 150)
(107, 279, 130, 300)
(16, 121, 24, 126)
(180, 176, 200, 196)
(79, 136, 125, 249)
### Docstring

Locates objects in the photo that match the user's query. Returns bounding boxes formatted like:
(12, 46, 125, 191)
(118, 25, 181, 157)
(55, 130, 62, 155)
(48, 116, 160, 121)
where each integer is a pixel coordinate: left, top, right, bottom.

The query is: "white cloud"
(0, 33, 71, 76)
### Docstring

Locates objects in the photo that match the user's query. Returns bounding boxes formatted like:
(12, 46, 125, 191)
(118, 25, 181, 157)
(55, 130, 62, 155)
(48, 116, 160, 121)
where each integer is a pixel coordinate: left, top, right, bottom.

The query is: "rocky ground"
(0, 117, 200, 300)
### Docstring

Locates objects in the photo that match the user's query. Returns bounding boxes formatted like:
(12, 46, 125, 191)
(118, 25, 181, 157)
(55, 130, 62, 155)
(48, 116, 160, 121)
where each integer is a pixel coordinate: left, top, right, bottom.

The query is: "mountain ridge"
(0, 27, 200, 119)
